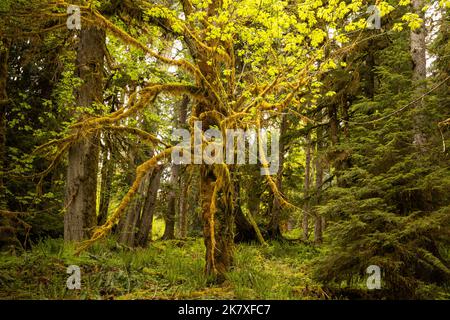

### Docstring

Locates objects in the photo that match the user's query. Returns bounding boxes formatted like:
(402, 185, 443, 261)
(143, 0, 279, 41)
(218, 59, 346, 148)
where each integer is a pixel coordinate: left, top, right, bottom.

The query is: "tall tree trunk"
(179, 173, 189, 238)
(64, 28, 105, 242)
(201, 167, 216, 276)
(135, 167, 162, 247)
(201, 166, 235, 281)
(302, 132, 311, 241)
(192, 10, 235, 278)
(163, 96, 189, 239)
(314, 129, 324, 244)
(0, 39, 17, 250)
(119, 174, 147, 246)
(268, 114, 287, 239)
(178, 95, 189, 238)
(338, 98, 352, 187)
(328, 102, 345, 173)
(0, 39, 10, 211)
(162, 165, 178, 239)
(116, 144, 137, 237)
(410, 0, 427, 148)
(98, 139, 115, 225)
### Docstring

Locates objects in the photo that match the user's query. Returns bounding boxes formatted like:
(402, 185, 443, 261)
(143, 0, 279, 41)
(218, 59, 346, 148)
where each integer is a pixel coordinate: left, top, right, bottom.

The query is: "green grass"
(0, 237, 325, 300)
(227, 242, 326, 299)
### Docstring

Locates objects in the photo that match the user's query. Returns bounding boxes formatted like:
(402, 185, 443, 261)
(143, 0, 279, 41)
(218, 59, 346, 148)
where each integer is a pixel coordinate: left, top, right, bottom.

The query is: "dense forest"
(0, 0, 449, 300)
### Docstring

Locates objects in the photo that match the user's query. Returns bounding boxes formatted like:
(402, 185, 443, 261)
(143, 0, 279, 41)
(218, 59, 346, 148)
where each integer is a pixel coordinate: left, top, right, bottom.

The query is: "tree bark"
(302, 132, 311, 241)
(234, 206, 262, 243)
(268, 114, 287, 239)
(314, 130, 324, 244)
(410, 0, 427, 148)
(118, 174, 147, 246)
(98, 139, 115, 225)
(0, 39, 18, 250)
(201, 167, 217, 276)
(201, 166, 235, 281)
(135, 167, 162, 247)
(247, 178, 261, 218)
(162, 165, 178, 239)
(0, 39, 10, 211)
(179, 172, 189, 238)
(188, 1, 234, 279)
(234, 178, 265, 244)
(163, 95, 189, 239)
(64, 28, 105, 242)
(178, 95, 189, 238)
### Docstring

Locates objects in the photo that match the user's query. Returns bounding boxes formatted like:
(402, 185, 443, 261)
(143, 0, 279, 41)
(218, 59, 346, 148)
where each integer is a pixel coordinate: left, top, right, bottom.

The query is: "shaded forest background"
(0, 0, 449, 299)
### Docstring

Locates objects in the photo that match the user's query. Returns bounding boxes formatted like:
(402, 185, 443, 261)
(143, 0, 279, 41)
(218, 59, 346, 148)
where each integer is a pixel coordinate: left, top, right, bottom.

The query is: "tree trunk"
(135, 167, 162, 247)
(0, 39, 18, 250)
(64, 28, 105, 242)
(201, 168, 216, 276)
(314, 130, 324, 244)
(98, 140, 115, 225)
(0, 39, 10, 211)
(268, 114, 287, 239)
(191, 10, 235, 279)
(410, 0, 427, 83)
(302, 132, 311, 241)
(234, 179, 265, 244)
(163, 96, 189, 239)
(178, 95, 189, 238)
(247, 179, 261, 217)
(119, 174, 147, 246)
(410, 0, 427, 148)
(179, 173, 189, 238)
(201, 166, 234, 281)
(162, 165, 178, 240)
(234, 206, 263, 244)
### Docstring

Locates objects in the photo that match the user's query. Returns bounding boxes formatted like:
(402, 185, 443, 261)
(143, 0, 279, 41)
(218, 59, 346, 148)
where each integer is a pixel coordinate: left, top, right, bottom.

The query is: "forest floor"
(0, 236, 331, 300)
